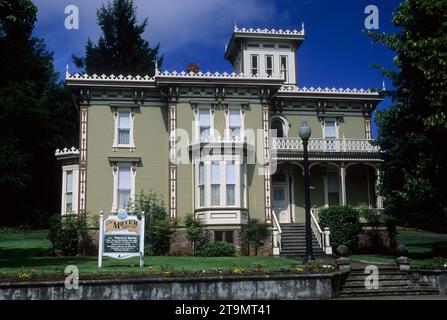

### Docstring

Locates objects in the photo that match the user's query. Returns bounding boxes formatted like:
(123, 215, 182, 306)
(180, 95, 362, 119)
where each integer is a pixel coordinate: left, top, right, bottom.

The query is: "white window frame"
(112, 162, 136, 212)
(113, 108, 135, 151)
(251, 54, 259, 76)
(225, 106, 245, 141)
(280, 55, 288, 82)
(321, 118, 340, 139)
(194, 157, 245, 209)
(61, 165, 79, 215)
(324, 172, 341, 206)
(265, 55, 274, 77)
(194, 107, 214, 142)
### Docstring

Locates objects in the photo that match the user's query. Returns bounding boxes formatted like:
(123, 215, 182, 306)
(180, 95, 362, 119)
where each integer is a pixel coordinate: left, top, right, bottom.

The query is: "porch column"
(375, 168, 383, 209)
(340, 163, 347, 205)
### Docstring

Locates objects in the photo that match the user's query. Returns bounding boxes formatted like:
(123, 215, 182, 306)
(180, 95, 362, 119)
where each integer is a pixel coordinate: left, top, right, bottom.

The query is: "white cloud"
(33, 0, 280, 68)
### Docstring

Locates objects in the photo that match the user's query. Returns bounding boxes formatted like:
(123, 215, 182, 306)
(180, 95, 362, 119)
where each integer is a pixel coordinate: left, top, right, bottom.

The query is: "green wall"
(86, 103, 169, 218)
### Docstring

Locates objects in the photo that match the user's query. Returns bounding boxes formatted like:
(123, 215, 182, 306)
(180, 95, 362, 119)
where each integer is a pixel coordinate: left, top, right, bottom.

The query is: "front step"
(279, 223, 325, 257)
(339, 267, 439, 298)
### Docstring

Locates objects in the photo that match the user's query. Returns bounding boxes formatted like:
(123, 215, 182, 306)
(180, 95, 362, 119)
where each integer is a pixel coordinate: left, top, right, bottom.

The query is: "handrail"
(272, 210, 282, 255)
(271, 137, 380, 153)
(310, 208, 332, 255)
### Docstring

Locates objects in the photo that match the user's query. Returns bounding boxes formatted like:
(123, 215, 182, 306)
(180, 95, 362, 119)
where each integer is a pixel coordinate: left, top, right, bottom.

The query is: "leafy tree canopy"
(370, 0, 447, 231)
(73, 0, 163, 76)
(0, 0, 77, 226)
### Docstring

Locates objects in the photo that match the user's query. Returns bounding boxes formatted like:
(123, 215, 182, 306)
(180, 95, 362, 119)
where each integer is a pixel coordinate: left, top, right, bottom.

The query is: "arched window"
(271, 118, 285, 138)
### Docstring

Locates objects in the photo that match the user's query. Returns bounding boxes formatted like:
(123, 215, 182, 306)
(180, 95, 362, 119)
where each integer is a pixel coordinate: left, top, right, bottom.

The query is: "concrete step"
(339, 287, 439, 297)
(346, 274, 411, 281)
(342, 280, 430, 288)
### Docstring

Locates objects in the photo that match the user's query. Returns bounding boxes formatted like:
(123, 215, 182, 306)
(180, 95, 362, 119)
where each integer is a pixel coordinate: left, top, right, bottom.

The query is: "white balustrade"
(310, 207, 332, 255)
(271, 138, 380, 153)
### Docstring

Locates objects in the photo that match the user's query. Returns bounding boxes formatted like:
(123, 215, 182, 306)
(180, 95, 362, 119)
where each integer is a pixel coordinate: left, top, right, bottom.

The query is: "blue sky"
(32, 0, 402, 137)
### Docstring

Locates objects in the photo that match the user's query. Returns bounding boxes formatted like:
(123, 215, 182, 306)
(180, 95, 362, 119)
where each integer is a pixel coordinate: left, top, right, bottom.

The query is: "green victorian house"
(55, 23, 384, 256)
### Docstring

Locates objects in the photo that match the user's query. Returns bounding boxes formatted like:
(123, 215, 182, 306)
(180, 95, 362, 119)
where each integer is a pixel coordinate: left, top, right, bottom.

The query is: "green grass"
(352, 229, 447, 267)
(0, 228, 300, 275)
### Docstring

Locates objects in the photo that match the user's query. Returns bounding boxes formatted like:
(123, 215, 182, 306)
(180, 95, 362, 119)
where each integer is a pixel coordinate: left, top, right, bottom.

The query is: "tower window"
(251, 55, 259, 76)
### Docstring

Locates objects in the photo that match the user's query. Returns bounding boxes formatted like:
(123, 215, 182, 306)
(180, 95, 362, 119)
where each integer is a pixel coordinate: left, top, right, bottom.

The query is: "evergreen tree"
(0, 0, 77, 226)
(370, 0, 447, 231)
(73, 0, 163, 76)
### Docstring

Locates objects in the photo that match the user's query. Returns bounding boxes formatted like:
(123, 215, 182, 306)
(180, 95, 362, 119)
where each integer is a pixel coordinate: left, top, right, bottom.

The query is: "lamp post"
(299, 121, 315, 263)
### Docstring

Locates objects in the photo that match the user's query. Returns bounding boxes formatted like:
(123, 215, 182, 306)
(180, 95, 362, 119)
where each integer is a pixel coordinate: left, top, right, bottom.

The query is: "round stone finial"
(396, 245, 409, 257)
(337, 245, 349, 257)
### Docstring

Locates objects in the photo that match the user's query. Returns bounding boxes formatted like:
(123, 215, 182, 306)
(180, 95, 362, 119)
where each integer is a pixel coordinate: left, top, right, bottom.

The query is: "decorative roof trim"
(155, 70, 283, 80)
(65, 66, 283, 83)
(278, 85, 381, 96)
(55, 147, 79, 160)
(233, 24, 305, 36)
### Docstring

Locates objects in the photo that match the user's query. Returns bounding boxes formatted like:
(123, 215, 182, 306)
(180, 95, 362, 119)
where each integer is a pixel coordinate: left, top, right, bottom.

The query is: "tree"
(370, 0, 447, 232)
(184, 213, 207, 254)
(241, 218, 270, 256)
(73, 0, 163, 76)
(0, 0, 78, 226)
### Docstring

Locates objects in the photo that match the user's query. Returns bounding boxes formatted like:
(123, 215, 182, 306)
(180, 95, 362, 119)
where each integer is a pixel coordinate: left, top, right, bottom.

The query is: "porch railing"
(271, 137, 380, 153)
(272, 210, 282, 256)
(310, 207, 332, 255)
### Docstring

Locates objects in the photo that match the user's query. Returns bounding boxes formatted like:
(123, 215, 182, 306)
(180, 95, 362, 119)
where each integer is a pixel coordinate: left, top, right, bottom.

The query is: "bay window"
(226, 161, 235, 206)
(198, 162, 205, 207)
(195, 160, 246, 209)
(211, 162, 221, 206)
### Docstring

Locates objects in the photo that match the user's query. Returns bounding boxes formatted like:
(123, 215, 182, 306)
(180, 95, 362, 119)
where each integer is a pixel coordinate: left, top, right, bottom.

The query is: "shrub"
(129, 190, 175, 255)
(195, 241, 236, 257)
(184, 213, 207, 254)
(241, 218, 270, 256)
(319, 205, 362, 250)
(48, 213, 90, 256)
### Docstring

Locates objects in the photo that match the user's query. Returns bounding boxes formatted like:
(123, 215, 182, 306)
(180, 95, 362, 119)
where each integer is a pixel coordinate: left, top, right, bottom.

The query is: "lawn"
(0, 228, 300, 275)
(352, 228, 447, 267)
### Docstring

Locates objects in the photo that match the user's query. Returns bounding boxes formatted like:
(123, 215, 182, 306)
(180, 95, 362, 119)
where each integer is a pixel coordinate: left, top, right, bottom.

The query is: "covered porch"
(271, 161, 383, 224)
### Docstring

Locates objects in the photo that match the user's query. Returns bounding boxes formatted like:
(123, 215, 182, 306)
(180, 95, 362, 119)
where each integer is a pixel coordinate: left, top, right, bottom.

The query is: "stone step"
(342, 280, 431, 288)
(339, 287, 439, 297)
(346, 274, 411, 281)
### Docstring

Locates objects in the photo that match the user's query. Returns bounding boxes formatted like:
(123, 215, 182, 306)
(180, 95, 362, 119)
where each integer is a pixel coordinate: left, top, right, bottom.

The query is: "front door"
(272, 184, 290, 223)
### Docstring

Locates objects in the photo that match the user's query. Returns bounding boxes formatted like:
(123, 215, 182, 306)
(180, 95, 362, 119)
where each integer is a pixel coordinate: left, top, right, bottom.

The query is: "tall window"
(226, 161, 235, 205)
(280, 56, 288, 82)
(241, 165, 246, 208)
(198, 162, 205, 207)
(328, 173, 340, 205)
(211, 162, 221, 206)
(229, 109, 241, 140)
(324, 121, 336, 139)
(118, 166, 131, 209)
(271, 118, 284, 138)
(118, 112, 130, 145)
(265, 55, 273, 76)
(199, 109, 211, 139)
(65, 170, 73, 213)
(251, 55, 259, 75)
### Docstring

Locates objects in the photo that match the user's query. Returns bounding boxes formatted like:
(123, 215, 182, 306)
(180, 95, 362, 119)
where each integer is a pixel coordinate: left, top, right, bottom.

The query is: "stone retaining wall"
(0, 272, 347, 300)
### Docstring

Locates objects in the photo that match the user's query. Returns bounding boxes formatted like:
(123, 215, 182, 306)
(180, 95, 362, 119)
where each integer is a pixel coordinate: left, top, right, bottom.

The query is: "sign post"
(98, 210, 145, 268)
